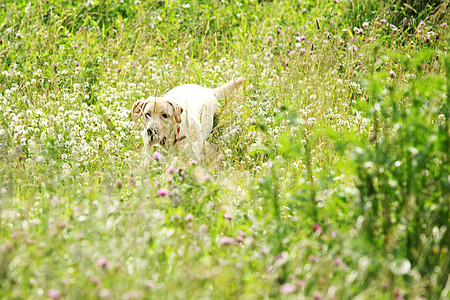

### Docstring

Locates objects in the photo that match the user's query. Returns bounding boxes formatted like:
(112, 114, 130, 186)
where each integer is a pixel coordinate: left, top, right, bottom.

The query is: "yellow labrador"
(132, 77, 245, 159)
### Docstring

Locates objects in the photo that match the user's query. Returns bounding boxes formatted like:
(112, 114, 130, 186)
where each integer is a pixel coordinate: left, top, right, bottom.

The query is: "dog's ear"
(167, 101, 183, 123)
(131, 99, 149, 121)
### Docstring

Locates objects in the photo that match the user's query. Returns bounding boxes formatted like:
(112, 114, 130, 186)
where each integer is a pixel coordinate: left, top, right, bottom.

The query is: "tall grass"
(0, 0, 448, 298)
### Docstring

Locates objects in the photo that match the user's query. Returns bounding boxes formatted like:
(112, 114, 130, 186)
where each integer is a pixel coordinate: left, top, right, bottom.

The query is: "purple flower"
(224, 213, 233, 220)
(418, 29, 423, 34)
(425, 34, 430, 42)
(16, 33, 22, 38)
(419, 21, 425, 27)
(280, 283, 296, 294)
(47, 289, 61, 299)
(203, 174, 211, 182)
(299, 35, 306, 41)
(267, 36, 274, 43)
(219, 236, 234, 246)
(441, 22, 447, 28)
(301, 8, 306, 13)
(96, 257, 108, 268)
(152, 151, 163, 160)
(389, 70, 396, 78)
(117, 68, 121, 73)
(357, 28, 364, 34)
(190, 159, 198, 165)
(166, 166, 175, 174)
(157, 188, 168, 196)
(73, 44, 78, 50)
(389, 24, 397, 31)
(380, 19, 386, 24)
(299, 47, 306, 54)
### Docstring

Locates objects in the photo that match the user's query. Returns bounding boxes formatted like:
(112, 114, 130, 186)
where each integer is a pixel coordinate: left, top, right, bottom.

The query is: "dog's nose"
(147, 127, 154, 136)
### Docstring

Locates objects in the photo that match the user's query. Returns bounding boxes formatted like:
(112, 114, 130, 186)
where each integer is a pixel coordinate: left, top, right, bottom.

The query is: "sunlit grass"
(0, 1, 448, 299)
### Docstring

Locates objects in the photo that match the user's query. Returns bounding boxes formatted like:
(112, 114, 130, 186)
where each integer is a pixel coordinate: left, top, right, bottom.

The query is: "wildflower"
(86, 0, 94, 6)
(157, 188, 168, 196)
(277, 28, 281, 34)
(425, 34, 430, 42)
(92, 200, 99, 206)
(117, 68, 121, 73)
(219, 236, 234, 246)
(357, 28, 364, 34)
(236, 235, 244, 243)
(116, 179, 123, 189)
(313, 291, 323, 300)
(313, 223, 322, 232)
(389, 24, 397, 31)
(389, 70, 396, 78)
(224, 213, 232, 220)
(298, 47, 306, 54)
(166, 166, 175, 174)
(190, 159, 198, 165)
(280, 283, 296, 294)
(308, 255, 318, 262)
(74, 61, 80, 67)
(203, 174, 211, 182)
(185, 213, 194, 222)
(134, 0, 141, 4)
(129, 177, 136, 186)
(296, 280, 305, 287)
(96, 257, 108, 268)
(418, 21, 425, 27)
(380, 19, 386, 24)
(362, 22, 369, 28)
(99, 289, 111, 298)
(301, 8, 306, 13)
(16, 33, 22, 38)
(298, 35, 306, 41)
(152, 151, 163, 160)
(418, 29, 423, 34)
(441, 22, 447, 28)
(267, 36, 274, 43)
(47, 289, 61, 299)
(73, 44, 78, 50)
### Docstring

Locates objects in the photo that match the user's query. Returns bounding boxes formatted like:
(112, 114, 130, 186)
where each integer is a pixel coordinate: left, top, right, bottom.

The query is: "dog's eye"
(145, 113, 151, 119)
(162, 113, 168, 119)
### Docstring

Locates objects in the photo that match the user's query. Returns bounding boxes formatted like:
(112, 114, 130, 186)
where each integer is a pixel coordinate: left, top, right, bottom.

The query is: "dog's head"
(131, 97, 183, 147)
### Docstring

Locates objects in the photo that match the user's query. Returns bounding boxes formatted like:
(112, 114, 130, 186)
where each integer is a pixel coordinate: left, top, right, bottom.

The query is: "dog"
(131, 77, 245, 160)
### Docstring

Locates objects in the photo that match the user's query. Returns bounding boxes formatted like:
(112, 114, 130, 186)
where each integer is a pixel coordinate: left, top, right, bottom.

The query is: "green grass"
(0, 0, 449, 299)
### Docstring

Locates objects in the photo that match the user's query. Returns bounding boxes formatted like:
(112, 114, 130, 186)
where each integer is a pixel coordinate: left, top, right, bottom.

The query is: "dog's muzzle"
(146, 126, 159, 142)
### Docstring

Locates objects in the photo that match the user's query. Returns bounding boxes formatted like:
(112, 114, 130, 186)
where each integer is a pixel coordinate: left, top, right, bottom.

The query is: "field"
(0, 0, 449, 299)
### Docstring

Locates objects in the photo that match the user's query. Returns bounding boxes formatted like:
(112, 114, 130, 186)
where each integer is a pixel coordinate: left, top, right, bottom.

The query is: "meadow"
(0, 0, 448, 299)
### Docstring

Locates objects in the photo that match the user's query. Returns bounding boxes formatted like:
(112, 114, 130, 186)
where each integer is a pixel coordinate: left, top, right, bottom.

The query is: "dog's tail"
(214, 76, 245, 100)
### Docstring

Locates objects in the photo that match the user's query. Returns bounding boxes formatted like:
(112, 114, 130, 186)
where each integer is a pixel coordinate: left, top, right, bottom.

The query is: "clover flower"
(280, 283, 296, 294)
(157, 188, 168, 196)
(152, 151, 163, 160)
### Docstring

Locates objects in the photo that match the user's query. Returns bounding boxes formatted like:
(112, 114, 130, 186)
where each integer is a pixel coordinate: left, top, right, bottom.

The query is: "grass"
(0, 0, 449, 299)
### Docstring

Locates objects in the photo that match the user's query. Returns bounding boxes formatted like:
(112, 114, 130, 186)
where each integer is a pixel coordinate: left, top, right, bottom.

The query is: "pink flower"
(236, 235, 244, 243)
(117, 68, 121, 73)
(425, 34, 430, 42)
(362, 22, 369, 28)
(313, 223, 322, 233)
(185, 213, 194, 222)
(308, 255, 318, 262)
(418, 29, 423, 34)
(389, 24, 397, 31)
(299, 47, 306, 54)
(129, 177, 136, 186)
(389, 70, 396, 78)
(219, 236, 234, 246)
(166, 166, 175, 174)
(380, 19, 386, 24)
(267, 36, 274, 43)
(357, 28, 364, 34)
(152, 151, 163, 160)
(116, 179, 123, 189)
(157, 189, 168, 196)
(190, 159, 198, 165)
(301, 8, 306, 13)
(16, 33, 22, 38)
(298, 35, 306, 41)
(73, 44, 78, 50)
(47, 288, 61, 299)
(96, 257, 108, 268)
(313, 291, 323, 300)
(203, 174, 211, 182)
(224, 213, 232, 220)
(441, 22, 448, 28)
(280, 283, 296, 294)
(74, 61, 80, 67)
(419, 21, 425, 27)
